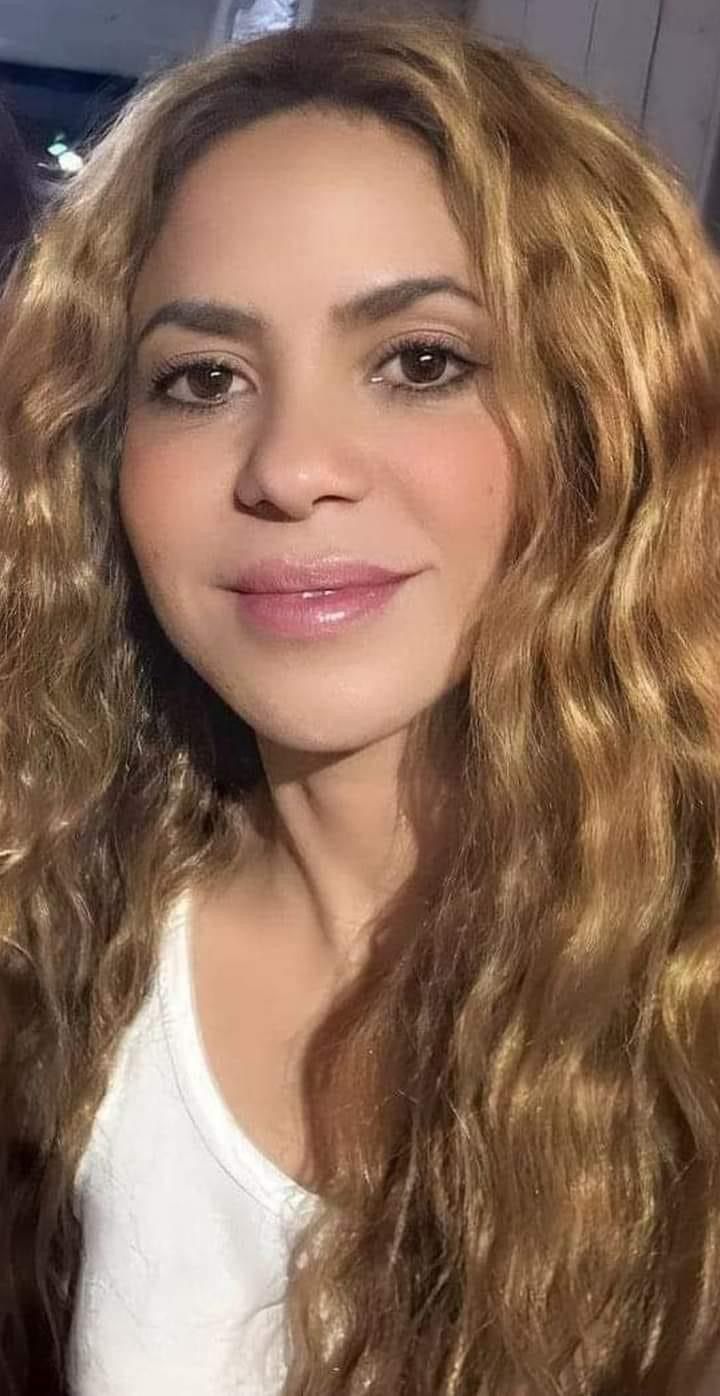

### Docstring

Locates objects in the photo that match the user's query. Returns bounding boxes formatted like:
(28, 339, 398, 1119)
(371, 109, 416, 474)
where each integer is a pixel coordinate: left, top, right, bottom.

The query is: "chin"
(238, 688, 438, 762)
(252, 714, 410, 759)
(193, 657, 456, 761)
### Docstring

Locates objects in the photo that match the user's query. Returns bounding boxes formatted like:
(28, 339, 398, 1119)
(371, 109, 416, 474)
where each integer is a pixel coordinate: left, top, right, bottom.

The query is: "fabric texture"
(68, 890, 314, 1395)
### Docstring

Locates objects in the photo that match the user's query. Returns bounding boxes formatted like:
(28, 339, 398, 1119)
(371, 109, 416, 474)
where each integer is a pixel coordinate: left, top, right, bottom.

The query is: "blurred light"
(47, 139, 68, 157)
(231, 0, 299, 40)
(57, 149, 84, 173)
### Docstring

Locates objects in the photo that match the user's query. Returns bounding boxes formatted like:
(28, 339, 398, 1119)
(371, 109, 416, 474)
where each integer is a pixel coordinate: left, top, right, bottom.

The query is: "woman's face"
(121, 108, 513, 754)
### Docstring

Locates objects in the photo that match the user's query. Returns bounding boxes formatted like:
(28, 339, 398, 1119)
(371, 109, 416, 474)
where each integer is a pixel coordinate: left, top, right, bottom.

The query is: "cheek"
(118, 429, 218, 657)
(119, 424, 164, 546)
(400, 413, 513, 567)
(118, 423, 215, 567)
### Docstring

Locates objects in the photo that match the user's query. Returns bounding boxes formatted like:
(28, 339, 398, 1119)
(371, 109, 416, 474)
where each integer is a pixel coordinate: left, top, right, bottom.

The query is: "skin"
(120, 109, 513, 1176)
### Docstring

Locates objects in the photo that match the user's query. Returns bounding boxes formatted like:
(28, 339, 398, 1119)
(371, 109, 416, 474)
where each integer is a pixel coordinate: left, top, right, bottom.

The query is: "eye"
(149, 357, 249, 408)
(371, 336, 478, 395)
(145, 337, 482, 413)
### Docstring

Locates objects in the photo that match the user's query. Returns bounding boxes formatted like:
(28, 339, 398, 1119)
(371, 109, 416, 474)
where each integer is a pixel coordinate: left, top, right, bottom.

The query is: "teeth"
(301, 588, 341, 598)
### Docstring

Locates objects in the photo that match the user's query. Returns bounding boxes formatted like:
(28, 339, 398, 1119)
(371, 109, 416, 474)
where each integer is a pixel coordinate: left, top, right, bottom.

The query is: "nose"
(233, 383, 371, 521)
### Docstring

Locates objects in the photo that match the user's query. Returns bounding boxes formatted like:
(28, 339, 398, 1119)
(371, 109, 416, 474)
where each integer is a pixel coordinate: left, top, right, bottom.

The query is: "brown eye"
(371, 338, 476, 395)
(183, 364, 237, 401)
(151, 358, 249, 408)
(398, 346, 449, 385)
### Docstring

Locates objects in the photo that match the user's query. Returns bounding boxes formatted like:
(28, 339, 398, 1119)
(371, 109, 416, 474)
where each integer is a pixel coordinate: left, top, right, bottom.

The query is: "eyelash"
(146, 335, 480, 415)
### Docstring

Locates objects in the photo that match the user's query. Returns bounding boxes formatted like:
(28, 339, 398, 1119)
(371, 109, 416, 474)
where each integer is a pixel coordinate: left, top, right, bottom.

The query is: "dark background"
(0, 60, 133, 169)
(0, 1, 718, 242)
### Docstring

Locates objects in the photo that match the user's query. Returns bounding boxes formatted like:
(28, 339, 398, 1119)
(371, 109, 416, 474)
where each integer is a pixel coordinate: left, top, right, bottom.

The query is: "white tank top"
(68, 889, 316, 1395)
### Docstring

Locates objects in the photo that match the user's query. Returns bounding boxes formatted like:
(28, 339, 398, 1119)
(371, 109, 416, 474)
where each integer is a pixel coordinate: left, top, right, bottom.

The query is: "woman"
(1, 16, 719, 1396)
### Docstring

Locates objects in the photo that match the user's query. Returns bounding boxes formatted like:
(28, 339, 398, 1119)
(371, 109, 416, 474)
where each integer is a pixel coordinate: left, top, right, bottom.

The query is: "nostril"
(247, 498, 291, 522)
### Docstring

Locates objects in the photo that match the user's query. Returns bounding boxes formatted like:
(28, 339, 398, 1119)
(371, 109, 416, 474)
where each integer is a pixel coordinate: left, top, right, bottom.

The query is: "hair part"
(1, 15, 720, 1393)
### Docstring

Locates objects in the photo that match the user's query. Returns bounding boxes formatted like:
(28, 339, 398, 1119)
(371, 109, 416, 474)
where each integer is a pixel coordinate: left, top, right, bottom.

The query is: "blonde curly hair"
(1, 16, 720, 1394)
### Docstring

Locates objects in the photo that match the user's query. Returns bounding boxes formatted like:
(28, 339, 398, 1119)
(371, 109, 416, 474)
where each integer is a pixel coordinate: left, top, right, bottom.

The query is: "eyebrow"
(134, 276, 485, 350)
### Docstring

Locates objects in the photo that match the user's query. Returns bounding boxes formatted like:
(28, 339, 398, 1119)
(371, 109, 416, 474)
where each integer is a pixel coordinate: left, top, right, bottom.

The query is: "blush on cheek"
(412, 419, 511, 525)
(119, 435, 188, 541)
(117, 442, 171, 572)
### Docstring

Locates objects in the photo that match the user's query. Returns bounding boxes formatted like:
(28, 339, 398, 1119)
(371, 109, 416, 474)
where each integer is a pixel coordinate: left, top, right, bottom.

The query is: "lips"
(225, 558, 420, 639)
(230, 558, 416, 595)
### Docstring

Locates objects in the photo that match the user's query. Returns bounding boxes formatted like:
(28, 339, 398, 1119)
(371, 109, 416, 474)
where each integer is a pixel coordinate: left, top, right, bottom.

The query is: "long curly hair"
(1, 16, 719, 1395)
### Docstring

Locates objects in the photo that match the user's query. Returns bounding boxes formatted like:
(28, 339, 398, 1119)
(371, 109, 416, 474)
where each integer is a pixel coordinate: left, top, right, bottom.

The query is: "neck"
(243, 695, 464, 962)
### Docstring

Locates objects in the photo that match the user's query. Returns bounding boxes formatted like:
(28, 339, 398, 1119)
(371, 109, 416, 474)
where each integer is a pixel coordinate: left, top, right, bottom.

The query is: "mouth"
(230, 558, 418, 595)
(227, 569, 417, 639)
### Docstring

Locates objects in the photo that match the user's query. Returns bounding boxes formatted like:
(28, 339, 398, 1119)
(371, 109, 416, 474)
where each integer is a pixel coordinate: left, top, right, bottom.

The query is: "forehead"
(132, 109, 472, 322)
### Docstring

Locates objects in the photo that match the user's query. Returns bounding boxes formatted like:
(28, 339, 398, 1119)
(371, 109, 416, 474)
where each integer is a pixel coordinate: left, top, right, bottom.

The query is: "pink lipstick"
(227, 558, 419, 638)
